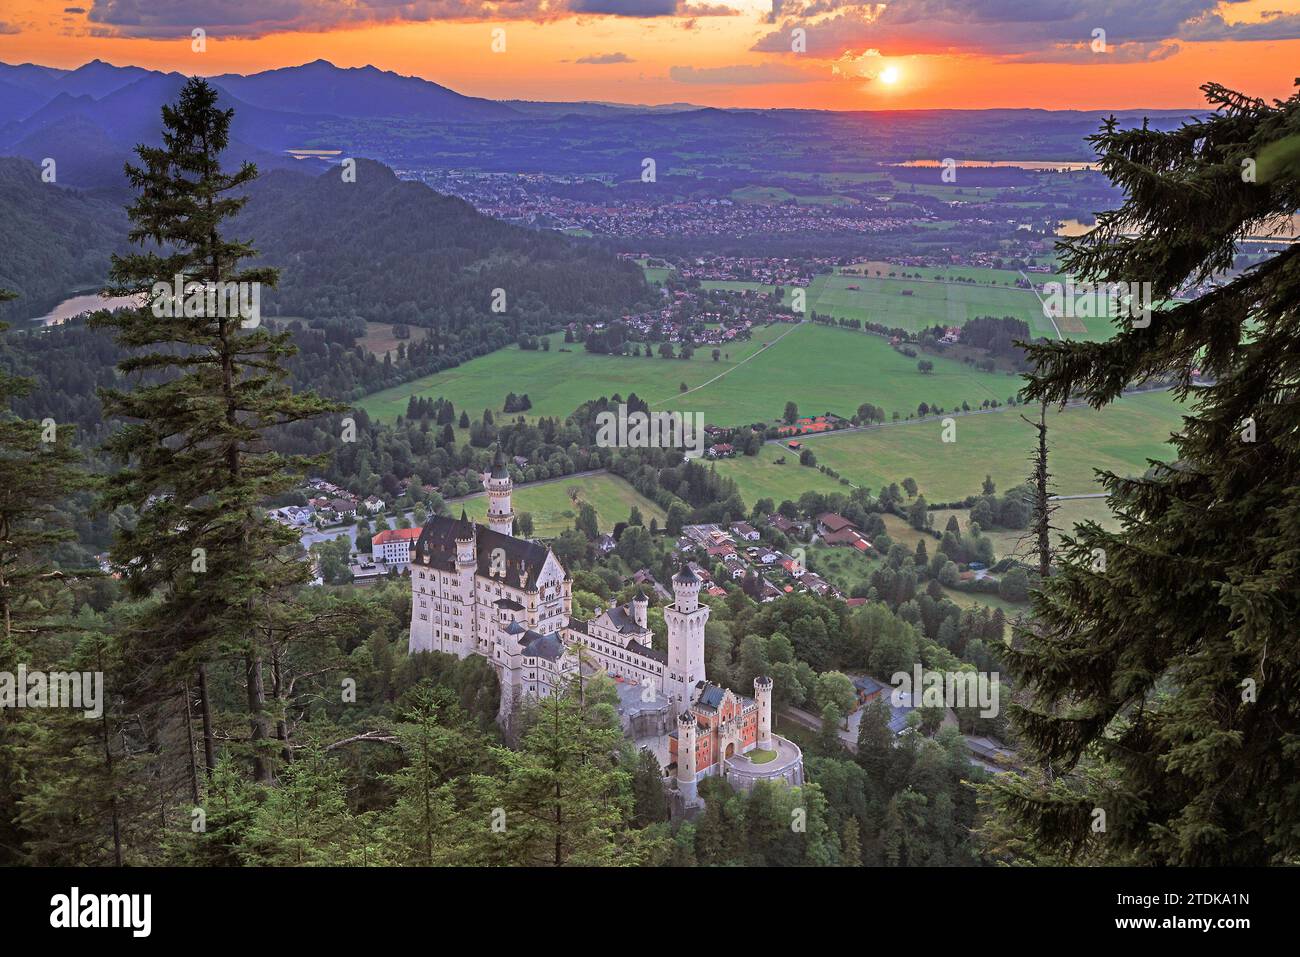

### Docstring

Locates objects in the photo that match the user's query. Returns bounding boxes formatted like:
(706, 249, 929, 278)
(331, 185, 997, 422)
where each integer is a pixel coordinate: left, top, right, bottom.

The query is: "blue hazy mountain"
(209, 59, 518, 123)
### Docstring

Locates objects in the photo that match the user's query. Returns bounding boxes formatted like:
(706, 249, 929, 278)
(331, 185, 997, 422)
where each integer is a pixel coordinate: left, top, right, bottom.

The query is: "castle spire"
(484, 450, 515, 537)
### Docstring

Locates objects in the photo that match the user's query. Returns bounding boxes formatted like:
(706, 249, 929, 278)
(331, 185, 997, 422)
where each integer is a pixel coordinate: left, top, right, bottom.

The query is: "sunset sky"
(2, 0, 1299, 110)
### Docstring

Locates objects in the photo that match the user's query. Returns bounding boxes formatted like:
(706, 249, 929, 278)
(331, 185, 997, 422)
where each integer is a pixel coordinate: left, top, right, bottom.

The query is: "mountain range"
(0, 58, 1198, 189)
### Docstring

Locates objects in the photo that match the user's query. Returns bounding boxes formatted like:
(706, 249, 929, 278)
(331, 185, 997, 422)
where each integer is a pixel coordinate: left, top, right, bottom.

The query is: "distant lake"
(285, 149, 343, 160)
(32, 293, 144, 327)
(1055, 218, 1095, 237)
(897, 159, 1100, 171)
(1056, 215, 1299, 242)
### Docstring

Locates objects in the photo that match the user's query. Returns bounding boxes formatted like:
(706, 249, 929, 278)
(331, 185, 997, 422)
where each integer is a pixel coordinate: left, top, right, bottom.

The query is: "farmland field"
(785, 271, 1080, 340)
(932, 495, 1126, 564)
(716, 389, 1186, 504)
(457, 473, 665, 536)
(708, 446, 847, 504)
(847, 261, 1063, 286)
(357, 323, 1019, 427)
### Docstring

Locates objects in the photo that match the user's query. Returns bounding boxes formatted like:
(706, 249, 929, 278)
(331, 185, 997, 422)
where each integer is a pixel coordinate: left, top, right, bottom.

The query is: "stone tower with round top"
(484, 449, 514, 537)
(664, 563, 708, 711)
(676, 710, 698, 803)
(754, 675, 773, 750)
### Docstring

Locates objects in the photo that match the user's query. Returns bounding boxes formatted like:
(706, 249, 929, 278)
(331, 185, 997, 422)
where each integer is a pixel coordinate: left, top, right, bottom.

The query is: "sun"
(879, 65, 901, 86)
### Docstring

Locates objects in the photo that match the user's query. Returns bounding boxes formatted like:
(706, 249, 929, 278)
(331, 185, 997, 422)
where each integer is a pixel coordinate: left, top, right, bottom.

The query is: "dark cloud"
(753, 1, 1300, 61)
(1180, 11, 1300, 42)
(84, 0, 736, 36)
(64, 6, 88, 13)
(576, 52, 636, 63)
(568, 0, 678, 15)
(678, 3, 740, 14)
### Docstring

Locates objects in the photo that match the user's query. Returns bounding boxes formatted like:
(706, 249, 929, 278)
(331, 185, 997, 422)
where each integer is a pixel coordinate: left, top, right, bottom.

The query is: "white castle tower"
(754, 675, 773, 750)
(665, 564, 707, 710)
(632, 589, 649, 629)
(484, 450, 514, 537)
(676, 710, 698, 803)
(453, 511, 478, 656)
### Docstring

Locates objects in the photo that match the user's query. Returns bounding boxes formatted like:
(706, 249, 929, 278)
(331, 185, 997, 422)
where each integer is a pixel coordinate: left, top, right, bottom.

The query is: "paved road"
(1020, 268, 1063, 340)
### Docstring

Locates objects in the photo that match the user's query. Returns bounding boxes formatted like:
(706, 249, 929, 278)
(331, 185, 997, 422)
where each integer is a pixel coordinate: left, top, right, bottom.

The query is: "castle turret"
(665, 564, 707, 710)
(676, 711, 698, 803)
(671, 563, 700, 613)
(755, 675, 773, 750)
(632, 589, 649, 630)
(453, 510, 476, 568)
(451, 510, 479, 655)
(484, 450, 514, 537)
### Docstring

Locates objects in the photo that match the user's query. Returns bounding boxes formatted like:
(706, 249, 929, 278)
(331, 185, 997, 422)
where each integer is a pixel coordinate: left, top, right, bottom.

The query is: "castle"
(408, 451, 803, 802)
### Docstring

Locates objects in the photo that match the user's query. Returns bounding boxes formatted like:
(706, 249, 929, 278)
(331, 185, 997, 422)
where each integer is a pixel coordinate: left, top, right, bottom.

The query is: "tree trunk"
(271, 650, 292, 765)
(197, 663, 217, 778)
(182, 682, 200, 803)
(245, 654, 272, 784)
(97, 645, 123, 866)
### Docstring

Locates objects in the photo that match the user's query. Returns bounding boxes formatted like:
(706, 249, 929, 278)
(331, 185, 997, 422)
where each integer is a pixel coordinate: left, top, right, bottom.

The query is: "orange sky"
(2, 0, 1299, 110)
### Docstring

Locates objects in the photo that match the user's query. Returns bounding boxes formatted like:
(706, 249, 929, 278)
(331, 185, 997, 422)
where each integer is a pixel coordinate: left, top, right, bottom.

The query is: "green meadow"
(458, 474, 665, 536)
(357, 324, 1020, 428)
(786, 272, 1085, 340)
(717, 389, 1187, 503)
(932, 495, 1125, 565)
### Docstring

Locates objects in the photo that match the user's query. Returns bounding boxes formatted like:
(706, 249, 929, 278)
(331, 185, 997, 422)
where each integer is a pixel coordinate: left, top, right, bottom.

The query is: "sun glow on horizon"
(879, 65, 901, 86)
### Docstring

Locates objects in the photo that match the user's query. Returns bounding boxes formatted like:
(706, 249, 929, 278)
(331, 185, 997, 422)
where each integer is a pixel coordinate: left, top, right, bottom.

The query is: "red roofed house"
(817, 513, 858, 536)
(372, 527, 423, 565)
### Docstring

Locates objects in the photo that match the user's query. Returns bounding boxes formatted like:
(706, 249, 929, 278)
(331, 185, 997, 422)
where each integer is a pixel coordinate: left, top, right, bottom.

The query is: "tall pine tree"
(990, 82, 1300, 865)
(91, 79, 340, 785)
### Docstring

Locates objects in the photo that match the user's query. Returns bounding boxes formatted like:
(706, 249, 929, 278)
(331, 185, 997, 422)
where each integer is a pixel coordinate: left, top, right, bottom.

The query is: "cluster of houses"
(672, 515, 865, 605)
(641, 254, 834, 287)
(815, 512, 874, 553)
(701, 413, 849, 457)
(600, 285, 792, 348)
(269, 478, 386, 529)
(776, 412, 850, 438)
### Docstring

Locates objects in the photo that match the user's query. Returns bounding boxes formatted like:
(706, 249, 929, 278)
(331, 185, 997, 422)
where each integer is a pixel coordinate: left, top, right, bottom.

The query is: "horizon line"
(0, 56, 1210, 116)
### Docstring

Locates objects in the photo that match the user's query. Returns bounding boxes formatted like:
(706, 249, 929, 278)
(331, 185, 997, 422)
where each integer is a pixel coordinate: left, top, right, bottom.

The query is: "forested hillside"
(0, 157, 126, 322)
(238, 158, 650, 338)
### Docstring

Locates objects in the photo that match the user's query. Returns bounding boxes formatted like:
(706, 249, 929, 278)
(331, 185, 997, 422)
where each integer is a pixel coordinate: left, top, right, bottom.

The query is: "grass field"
(933, 496, 1125, 565)
(710, 447, 847, 504)
(717, 389, 1186, 504)
(808, 542, 877, 593)
(358, 321, 427, 358)
(357, 324, 1019, 428)
(457, 474, 665, 536)
(848, 261, 1063, 287)
(786, 272, 1078, 340)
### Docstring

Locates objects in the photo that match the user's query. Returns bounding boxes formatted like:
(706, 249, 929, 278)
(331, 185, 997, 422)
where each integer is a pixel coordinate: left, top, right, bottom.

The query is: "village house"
(817, 512, 857, 536)
(766, 513, 802, 535)
(730, 521, 759, 541)
(372, 527, 423, 565)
